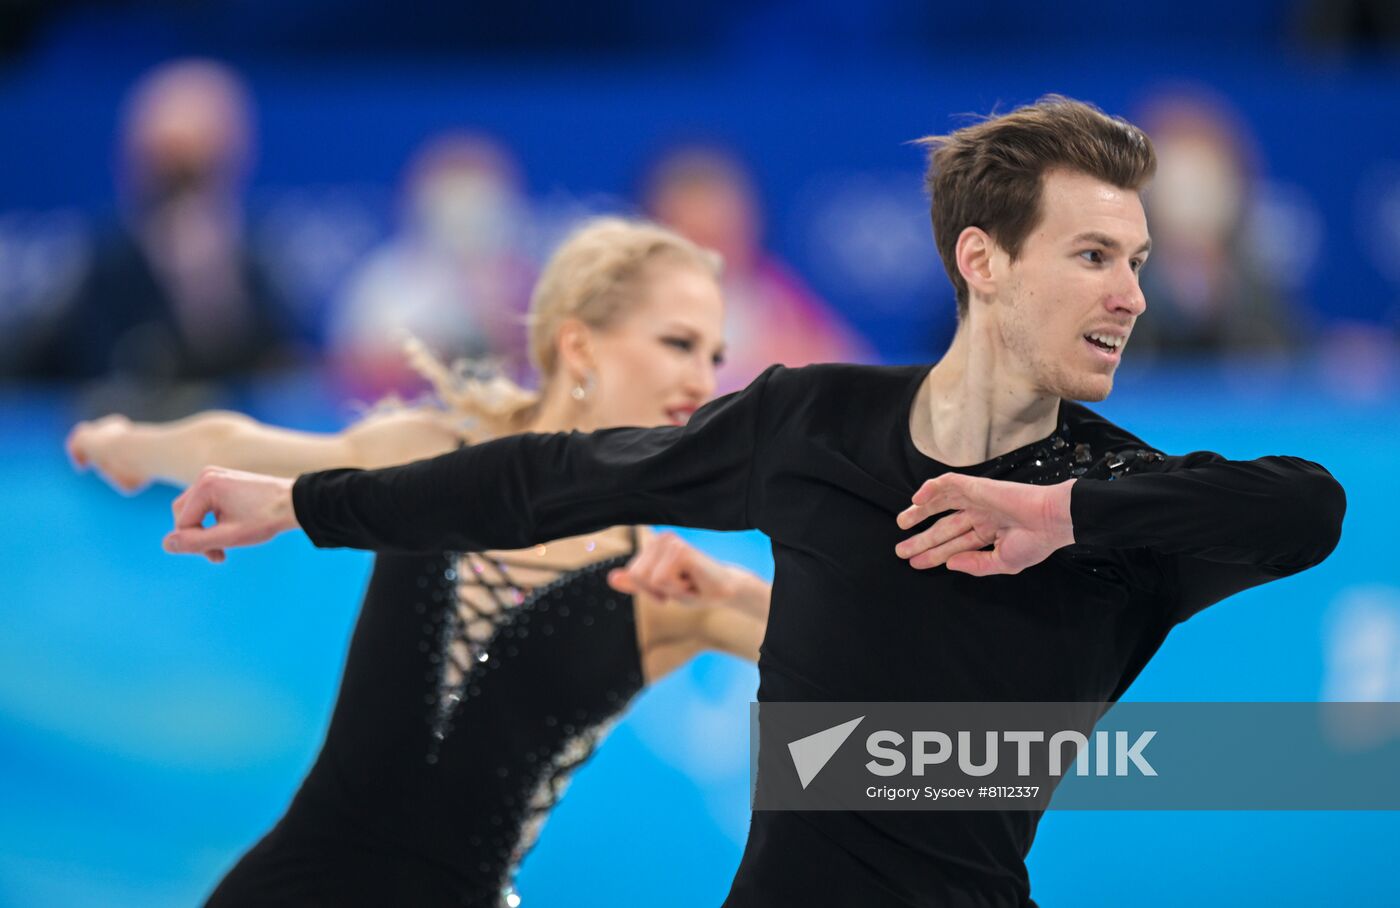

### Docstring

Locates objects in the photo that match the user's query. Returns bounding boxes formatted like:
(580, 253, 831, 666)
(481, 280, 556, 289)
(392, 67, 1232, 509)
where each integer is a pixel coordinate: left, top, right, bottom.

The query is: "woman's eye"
(712, 352, 726, 367)
(663, 337, 694, 353)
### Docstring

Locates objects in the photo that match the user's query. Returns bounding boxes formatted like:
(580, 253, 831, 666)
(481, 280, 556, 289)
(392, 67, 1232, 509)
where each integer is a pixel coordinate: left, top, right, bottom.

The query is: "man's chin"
(1058, 374, 1114, 403)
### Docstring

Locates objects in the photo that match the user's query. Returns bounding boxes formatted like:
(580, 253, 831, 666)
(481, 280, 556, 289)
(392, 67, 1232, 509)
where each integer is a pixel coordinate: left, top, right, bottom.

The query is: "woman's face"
(585, 263, 727, 430)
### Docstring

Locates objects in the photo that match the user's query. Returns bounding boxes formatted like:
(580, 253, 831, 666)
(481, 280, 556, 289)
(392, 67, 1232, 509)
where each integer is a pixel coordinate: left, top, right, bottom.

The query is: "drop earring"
(571, 372, 595, 401)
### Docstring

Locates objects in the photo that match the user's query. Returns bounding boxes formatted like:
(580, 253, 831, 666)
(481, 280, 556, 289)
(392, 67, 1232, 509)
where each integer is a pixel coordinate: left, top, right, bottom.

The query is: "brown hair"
(917, 95, 1156, 316)
(404, 216, 722, 439)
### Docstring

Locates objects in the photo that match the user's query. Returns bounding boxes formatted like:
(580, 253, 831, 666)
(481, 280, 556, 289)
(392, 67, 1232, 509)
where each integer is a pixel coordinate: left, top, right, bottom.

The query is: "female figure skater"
(68, 217, 772, 907)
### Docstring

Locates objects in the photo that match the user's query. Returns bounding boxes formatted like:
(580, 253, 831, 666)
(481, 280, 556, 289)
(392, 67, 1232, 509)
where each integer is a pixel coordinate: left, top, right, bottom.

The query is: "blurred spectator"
(1131, 91, 1298, 358)
(20, 59, 297, 387)
(643, 146, 870, 390)
(327, 133, 535, 400)
(1298, 0, 1400, 52)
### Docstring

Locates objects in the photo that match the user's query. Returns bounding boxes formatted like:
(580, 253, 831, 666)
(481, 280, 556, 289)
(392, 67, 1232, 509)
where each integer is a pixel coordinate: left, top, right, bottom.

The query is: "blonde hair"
(407, 216, 722, 439)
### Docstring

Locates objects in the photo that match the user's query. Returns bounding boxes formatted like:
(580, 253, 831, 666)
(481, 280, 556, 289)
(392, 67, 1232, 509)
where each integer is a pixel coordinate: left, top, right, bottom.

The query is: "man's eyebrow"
(1072, 231, 1152, 255)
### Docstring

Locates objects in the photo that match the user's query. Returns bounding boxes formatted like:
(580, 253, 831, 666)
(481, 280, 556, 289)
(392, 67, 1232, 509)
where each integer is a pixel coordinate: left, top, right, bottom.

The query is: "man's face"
(993, 168, 1150, 402)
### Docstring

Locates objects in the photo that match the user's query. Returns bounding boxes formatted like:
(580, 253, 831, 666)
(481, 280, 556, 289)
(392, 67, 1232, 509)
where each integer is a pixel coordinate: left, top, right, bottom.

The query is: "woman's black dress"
(206, 530, 644, 907)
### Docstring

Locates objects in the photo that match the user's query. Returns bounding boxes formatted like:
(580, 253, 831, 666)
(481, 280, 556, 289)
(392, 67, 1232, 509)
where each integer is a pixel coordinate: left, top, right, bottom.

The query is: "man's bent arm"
(1071, 453, 1346, 621)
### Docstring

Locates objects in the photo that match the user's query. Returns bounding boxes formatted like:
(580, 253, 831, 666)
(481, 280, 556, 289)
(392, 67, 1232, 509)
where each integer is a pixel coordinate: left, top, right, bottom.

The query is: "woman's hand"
(66, 415, 149, 493)
(162, 467, 300, 563)
(895, 475, 1077, 576)
(608, 531, 767, 618)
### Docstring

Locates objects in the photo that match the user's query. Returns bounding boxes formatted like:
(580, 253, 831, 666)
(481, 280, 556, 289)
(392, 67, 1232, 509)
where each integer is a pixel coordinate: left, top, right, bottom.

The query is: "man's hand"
(895, 475, 1077, 576)
(608, 531, 765, 618)
(67, 415, 149, 494)
(162, 467, 300, 563)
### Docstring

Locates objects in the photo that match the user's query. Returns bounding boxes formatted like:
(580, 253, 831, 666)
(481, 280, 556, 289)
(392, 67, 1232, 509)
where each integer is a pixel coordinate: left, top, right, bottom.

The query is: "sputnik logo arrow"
(787, 716, 865, 789)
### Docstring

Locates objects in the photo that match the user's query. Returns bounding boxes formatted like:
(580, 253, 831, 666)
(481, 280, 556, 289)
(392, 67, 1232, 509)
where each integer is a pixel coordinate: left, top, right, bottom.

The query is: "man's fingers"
(907, 528, 990, 570)
(172, 481, 215, 530)
(911, 474, 971, 508)
(945, 549, 1010, 577)
(896, 511, 973, 560)
(895, 503, 925, 531)
(163, 520, 249, 556)
(897, 501, 958, 531)
(897, 494, 965, 530)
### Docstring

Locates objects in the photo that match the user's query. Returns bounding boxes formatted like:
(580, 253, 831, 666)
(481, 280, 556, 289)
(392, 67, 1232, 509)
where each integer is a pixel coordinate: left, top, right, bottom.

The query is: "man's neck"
(911, 320, 1061, 467)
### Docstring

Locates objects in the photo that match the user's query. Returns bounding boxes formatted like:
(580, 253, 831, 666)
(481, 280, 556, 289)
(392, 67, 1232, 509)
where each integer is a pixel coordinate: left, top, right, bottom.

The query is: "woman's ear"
(554, 317, 597, 382)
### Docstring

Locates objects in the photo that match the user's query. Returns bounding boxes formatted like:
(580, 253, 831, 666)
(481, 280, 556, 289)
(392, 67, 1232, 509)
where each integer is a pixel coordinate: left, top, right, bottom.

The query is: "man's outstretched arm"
(164, 367, 778, 561)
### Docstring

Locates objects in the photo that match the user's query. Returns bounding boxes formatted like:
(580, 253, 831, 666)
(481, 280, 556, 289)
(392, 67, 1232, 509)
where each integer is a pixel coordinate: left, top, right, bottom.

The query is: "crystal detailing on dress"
(497, 556, 642, 883)
(413, 541, 645, 904)
(509, 713, 623, 872)
(423, 550, 524, 761)
(422, 543, 618, 761)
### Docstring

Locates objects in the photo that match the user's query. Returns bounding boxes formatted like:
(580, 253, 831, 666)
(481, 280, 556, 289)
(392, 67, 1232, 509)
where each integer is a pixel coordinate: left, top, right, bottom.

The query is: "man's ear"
(955, 226, 1000, 301)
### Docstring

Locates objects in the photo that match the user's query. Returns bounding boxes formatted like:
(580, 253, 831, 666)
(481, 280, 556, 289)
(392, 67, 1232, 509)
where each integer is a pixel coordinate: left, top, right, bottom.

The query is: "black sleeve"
(1070, 453, 1346, 623)
(290, 365, 779, 553)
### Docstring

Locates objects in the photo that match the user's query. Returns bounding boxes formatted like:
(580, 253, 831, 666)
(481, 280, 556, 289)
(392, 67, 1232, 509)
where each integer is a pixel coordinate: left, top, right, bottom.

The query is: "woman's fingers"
(613, 533, 707, 601)
(650, 541, 695, 598)
(606, 568, 638, 594)
(113, 472, 144, 494)
(644, 536, 694, 598)
(65, 424, 89, 469)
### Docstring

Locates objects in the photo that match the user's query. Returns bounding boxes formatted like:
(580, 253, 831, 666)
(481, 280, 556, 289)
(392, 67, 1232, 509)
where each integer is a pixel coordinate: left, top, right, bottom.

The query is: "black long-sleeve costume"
(293, 363, 1345, 907)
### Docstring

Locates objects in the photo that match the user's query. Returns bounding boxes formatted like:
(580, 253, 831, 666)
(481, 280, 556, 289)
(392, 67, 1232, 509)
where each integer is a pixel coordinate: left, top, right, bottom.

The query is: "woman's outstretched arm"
(68, 409, 464, 491)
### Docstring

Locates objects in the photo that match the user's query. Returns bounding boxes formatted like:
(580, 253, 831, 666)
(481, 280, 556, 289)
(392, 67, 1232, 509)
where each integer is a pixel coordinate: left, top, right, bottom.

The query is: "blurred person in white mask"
(1130, 91, 1297, 358)
(644, 146, 871, 391)
(329, 134, 535, 400)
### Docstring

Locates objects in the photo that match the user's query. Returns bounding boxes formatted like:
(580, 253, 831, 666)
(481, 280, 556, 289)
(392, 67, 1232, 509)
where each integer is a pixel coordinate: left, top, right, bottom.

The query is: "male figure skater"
(161, 96, 1345, 906)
